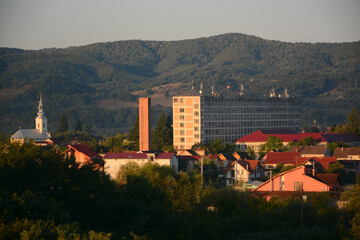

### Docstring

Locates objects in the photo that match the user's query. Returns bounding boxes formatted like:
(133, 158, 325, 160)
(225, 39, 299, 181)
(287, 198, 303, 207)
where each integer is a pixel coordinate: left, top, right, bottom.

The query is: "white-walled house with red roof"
(223, 160, 263, 186)
(103, 152, 178, 179)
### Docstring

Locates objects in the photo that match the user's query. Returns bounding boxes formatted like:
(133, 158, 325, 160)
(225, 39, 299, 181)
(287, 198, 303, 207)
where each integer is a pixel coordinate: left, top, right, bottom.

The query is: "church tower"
(35, 94, 48, 134)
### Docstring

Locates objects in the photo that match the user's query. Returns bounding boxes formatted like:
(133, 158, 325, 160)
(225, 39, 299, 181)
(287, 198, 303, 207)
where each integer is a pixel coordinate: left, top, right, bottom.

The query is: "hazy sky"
(0, 0, 359, 50)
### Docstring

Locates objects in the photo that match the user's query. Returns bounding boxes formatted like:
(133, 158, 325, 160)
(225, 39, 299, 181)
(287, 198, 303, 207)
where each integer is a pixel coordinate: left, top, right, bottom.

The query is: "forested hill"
(1, 33, 359, 135)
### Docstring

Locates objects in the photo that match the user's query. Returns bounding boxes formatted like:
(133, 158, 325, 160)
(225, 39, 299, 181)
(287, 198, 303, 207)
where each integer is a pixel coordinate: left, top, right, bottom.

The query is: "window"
(194, 126, 199, 131)
(180, 137, 185, 143)
(179, 98, 184, 103)
(194, 134, 199, 139)
(294, 182, 303, 191)
(194, 119, 199, 124)
(280, 176, 284, 190)
(180, 123, 184, 128)
(180, 115, 185, 120)
(180, 130, 184, 135)
(174, 98, 178, 103)
(194, 111, 199, 116)
(194, 104, 199, 109)
(180, 108, 185, 113)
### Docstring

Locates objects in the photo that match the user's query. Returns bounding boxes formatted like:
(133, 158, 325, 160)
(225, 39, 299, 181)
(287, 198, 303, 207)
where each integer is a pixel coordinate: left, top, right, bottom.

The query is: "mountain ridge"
(1, 33, 359, 135)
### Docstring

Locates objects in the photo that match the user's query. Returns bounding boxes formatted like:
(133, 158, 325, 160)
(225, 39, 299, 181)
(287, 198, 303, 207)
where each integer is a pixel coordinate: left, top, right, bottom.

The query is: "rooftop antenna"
(191, 77, 195, 96)
(199, 82, 203, 95)
(239, 84, 244, 96)
(270, 88, 276, 97)
(284, 89, 289, 98)
(250, 78, 254, 97)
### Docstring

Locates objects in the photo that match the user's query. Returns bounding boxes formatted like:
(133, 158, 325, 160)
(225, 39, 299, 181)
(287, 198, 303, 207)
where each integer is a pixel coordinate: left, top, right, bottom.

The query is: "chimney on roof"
(312, 163, 316, 176)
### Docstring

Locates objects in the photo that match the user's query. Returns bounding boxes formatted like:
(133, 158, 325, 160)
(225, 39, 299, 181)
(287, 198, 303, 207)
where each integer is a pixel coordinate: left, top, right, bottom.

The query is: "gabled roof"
(218, 153, 237, 161)
(177, 155, 202, 161)
(294, 145, 328, 155)
(321, 133, 360, 143)
(104, 152, 147, 159)
(299, 157, 336, 170)
(224, 160, 259, 174)
(155, 153, 175, 159)
(315, 173, 340, 188)
(68, 144, 102, 159)
(333, 147, 360, 158)
(253, 166, 333, 192)
(233, 152, 251, 160)
(264, 152, 300, 165)
(11, 129, 50, 141)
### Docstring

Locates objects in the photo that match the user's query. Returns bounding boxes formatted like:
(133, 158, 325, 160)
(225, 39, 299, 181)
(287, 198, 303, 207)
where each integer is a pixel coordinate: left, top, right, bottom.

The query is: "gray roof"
(11, 129, 50, 142)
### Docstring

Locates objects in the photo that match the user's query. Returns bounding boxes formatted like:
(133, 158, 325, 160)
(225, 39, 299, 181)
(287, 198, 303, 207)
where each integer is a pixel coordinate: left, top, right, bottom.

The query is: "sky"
(0, 0, 359, 50)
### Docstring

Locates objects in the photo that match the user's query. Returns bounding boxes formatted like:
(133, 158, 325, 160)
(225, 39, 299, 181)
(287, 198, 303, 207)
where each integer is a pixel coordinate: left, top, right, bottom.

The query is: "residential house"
(291, 145, 331, 157)
(333, 147, 360, 174)
(333, 147, 360, 160)
(224, 160, 262, 186)
(263, 152, 301, 176)
(103, 152, 178, 179)
(253, 166, 342, 199)
(62, 144, 104, 170)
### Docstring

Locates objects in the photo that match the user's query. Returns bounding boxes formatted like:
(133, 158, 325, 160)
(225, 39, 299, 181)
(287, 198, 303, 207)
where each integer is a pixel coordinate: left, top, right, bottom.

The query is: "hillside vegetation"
(1, 33, 359, 134)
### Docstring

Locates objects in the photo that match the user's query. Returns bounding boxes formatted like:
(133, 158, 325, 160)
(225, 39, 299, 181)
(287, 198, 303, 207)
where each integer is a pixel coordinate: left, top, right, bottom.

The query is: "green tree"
(346, 107, 360, 135)
(58, 114, 68, 133)
(207, 138, 226, 155)
(271, 163, 294, 176)
(151, 113, 173, 151)
(75, 120, 83, 132)
(297, 136, 317, 146)
(259, 136, 285, 156)
(246, 147, 256, 160)
(327, 142, 348, 155)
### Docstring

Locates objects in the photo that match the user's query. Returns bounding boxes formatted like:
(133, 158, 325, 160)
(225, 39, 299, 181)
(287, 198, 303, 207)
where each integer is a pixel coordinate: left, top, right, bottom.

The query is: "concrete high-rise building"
(173, 95, 301, 150)
(139, 97, 151, 151)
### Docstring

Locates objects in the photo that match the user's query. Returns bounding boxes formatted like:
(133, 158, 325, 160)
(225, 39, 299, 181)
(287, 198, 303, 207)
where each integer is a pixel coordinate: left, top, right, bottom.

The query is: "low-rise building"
(235, 129, 360, 154)
(103, 152, 178, 179)
(224, 160, 262, 186)
(253, 166, 342, 199)
(62, 144, 104, 170)
(291, 145, 331, 157)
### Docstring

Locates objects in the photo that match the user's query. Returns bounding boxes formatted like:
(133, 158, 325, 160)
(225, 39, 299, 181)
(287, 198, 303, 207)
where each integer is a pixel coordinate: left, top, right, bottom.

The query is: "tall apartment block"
(173, 95, 301, 150)
(139, 97, 151, 151)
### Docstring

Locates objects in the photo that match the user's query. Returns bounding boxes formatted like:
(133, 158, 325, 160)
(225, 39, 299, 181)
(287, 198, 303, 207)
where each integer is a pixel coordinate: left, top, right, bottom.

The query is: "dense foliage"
(1, 142, 358, 239)
(1, 33, 359, 134)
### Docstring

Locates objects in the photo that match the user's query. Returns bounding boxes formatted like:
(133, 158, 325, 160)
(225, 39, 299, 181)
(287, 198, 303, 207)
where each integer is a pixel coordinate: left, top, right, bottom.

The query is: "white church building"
(10, 94, 51, 145)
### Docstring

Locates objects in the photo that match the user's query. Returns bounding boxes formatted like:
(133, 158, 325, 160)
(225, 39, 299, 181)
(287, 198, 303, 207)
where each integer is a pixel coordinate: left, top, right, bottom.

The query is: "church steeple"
(35, 94, 48, 134)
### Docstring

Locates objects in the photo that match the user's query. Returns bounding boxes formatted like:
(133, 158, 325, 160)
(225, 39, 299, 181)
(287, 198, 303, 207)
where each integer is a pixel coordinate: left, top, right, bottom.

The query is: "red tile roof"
(298, 157, 336, 170)
(155, 153, 175, 159)
(68, 144, 102, 159)
(264, 152, 300, 165)
(177, 155, 202, 161)
(315, 173, 340, 188)
(104, 152, 147, 159)
(235, 130, 360, 144)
